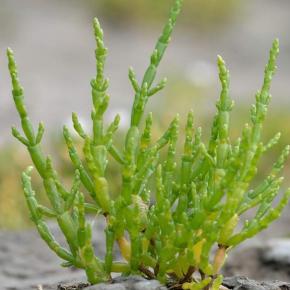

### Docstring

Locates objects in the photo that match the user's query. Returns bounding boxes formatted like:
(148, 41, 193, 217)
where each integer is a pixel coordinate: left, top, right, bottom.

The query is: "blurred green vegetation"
(89, 0, 244, 30)
(0, 146, 43, 228)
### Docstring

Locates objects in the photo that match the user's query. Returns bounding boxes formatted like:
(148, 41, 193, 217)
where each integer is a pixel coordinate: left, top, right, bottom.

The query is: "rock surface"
(260, 239, 290, 266)
(84, 276, 166, 290)
(29, 276, 166, 290)
(223, 239, 290, 282)
(223, 276, 290, 290)
(18, 276, 290, 290)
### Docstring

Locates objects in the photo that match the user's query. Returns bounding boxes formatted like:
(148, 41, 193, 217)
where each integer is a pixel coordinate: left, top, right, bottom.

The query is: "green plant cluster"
(7, 0, 290, 289)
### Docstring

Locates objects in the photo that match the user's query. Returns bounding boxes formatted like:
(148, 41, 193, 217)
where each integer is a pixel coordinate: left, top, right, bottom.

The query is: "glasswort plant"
(8, 0, 290, 289)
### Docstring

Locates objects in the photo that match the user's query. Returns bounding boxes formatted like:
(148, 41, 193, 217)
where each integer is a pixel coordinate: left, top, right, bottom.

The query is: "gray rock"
(83, 276, 166, 290)
(223, 241, 290, 282)
(223, 276, 290, 290)
(85, 284, 126, 290)
(57, 282, 90, 289)
(113, 275, 146, 285)
(260, 239, 290, 266)
(132, 280, 167, 290)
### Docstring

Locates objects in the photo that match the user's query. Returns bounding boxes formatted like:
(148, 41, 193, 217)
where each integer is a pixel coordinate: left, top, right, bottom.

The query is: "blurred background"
(0, 0, 290, 232)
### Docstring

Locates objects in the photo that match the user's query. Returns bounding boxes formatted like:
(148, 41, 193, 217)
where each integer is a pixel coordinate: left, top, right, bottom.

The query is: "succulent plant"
(8, 0, 290, 289)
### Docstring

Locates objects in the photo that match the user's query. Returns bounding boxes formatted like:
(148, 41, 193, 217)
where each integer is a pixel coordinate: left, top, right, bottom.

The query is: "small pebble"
(260, 239, 290, 266)
(85, 284, 126, 290)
